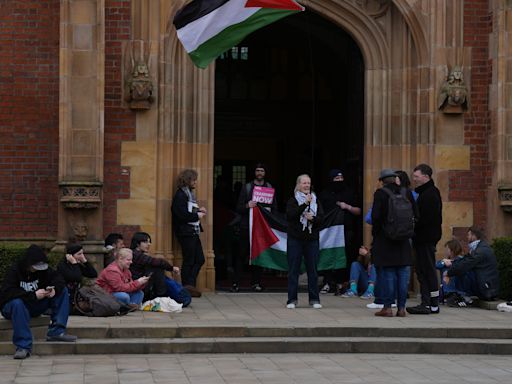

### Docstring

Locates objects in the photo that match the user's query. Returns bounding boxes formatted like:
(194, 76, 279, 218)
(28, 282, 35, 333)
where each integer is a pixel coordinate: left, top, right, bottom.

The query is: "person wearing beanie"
(57, 242, 98, 313)
(0, 244, 77, 360)
(234, 162, 278, 292)
(318, 168, 361, 295)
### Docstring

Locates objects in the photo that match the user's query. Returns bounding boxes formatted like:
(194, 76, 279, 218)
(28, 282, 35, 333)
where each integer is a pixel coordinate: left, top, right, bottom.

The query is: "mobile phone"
(45, 286, 54, 291)
(146, 272, 153, 278)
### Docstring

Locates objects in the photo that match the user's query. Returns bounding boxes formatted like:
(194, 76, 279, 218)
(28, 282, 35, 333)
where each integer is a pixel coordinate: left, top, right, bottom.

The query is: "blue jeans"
(112, 291, 144, 305)
(380, 266, 410, 309)
(1, 288, 70, 351)
(287, 236, 320, 305)
(349, 262, 376, 293)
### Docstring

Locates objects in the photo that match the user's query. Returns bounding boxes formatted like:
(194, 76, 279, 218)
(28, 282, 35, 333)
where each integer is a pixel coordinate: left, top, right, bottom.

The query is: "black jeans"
(178, 235, 205, 287)
(413, 242, 439, 307)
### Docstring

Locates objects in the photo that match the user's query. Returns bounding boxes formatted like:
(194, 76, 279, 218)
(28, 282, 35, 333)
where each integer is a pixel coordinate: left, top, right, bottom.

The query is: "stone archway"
(152, 0, 432, 290)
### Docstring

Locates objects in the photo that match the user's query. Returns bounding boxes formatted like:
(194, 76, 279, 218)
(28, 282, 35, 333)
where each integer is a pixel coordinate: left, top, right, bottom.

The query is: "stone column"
(489, 0, 512, 236)
(57, 0, 105, 269)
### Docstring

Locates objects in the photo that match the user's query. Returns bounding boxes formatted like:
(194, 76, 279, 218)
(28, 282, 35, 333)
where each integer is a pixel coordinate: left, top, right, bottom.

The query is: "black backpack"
(381, 187, 415, 240)
(74, 285, 124, 317)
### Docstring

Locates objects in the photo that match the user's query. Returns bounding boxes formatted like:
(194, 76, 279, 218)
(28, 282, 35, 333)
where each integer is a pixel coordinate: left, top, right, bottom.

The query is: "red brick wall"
(0, 1, 60, 239)
(103, 0, 139, 240)
(448, 0, 492, 233)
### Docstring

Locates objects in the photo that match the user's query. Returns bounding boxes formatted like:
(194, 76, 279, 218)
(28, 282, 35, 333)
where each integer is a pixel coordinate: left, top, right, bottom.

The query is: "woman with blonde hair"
(285, 174, 324, 309)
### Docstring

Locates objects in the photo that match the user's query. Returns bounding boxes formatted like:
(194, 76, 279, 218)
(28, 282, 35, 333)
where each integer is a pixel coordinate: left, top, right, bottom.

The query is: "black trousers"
(178, 235, 205, 287)
(233, 229, 262, 286)
(143, 268, 168, 301)
(413, 242, 439, 307)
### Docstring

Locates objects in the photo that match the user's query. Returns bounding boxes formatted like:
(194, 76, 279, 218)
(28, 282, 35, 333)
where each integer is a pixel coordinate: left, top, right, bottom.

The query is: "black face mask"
(330, 181, 345, 192)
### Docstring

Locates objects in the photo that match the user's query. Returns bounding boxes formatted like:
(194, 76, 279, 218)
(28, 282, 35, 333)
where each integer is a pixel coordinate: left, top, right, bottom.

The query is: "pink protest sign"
(252, 186, 275, 204)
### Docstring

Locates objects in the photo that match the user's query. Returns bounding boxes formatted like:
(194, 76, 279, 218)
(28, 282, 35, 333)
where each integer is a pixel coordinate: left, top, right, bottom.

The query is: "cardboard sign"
(252, 186, 275, 204)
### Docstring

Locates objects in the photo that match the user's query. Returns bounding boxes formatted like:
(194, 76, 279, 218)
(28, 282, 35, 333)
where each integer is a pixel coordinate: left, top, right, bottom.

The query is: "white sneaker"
(366, 303, 397, 309)
(320, 284, 330, 294)
(312, 303, 322, 309)
(286, 303, 296, 309)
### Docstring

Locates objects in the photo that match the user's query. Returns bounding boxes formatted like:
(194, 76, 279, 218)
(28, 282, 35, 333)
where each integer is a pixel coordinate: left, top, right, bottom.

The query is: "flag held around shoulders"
(249, 206, 346, 271)
(173, 0, 305, 69)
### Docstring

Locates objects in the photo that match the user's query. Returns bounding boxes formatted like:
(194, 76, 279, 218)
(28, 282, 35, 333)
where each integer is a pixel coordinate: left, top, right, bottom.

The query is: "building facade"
(2, 0, 512, 291)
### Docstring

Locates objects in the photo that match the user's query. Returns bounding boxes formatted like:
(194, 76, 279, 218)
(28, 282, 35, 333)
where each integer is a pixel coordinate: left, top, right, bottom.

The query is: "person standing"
(371, 169, 416, 317)
(234, 163, 278, 292)
(318, 169, 361, 295)
(286, 174, 324, 309)
(0, 245, 77, 359)
(172, 169, 206, 297)
(407, 163, 443, 315)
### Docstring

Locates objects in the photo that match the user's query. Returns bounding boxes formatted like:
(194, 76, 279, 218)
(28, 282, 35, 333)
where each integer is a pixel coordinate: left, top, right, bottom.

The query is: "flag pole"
(304, 8, 317, 176)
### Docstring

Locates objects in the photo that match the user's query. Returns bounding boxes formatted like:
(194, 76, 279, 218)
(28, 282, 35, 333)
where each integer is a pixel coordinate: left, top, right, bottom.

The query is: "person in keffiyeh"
(285, 174, 324, 309)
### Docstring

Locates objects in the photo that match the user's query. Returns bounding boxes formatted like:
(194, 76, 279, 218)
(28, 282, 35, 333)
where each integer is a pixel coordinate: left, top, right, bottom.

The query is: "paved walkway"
(2, 353, 512, 384)
(64, 292, 512, 330)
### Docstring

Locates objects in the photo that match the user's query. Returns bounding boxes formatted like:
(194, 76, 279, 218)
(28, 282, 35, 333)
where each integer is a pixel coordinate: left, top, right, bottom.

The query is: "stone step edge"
(2, 337, 512, 355)
(64, 325, 512, 340)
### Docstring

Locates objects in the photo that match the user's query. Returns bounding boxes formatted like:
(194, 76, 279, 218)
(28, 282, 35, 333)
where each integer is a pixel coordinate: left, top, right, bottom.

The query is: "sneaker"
(447, 294, 467, 308)
(341, 290, 357, 298)
(360, 291, 374, 300)
(312, 303, 322, 309)
(230, 283, 239, 293)
(46, 333, 78, 342)
(251, 283, 264, 292)
(406, 304, 431, 315)
(13, 348, 30, 360)
(320, 283, 330, 294)
(286, 303, 296, 309)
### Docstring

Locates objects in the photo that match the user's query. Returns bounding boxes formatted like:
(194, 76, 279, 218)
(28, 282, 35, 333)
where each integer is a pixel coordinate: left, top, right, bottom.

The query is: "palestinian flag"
(173, 0, 305, 68)
(250, 206, 346, 271)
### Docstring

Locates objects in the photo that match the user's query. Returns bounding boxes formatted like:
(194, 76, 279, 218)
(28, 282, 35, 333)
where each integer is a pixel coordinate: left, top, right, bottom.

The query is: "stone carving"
(438, 66, 469, 114)
(498, 185, 512, 213)
(124, 40, 154, 110)
(72, 220, 88, 242)
(353, 0, 390, 19)
(60, 182, 102, 209)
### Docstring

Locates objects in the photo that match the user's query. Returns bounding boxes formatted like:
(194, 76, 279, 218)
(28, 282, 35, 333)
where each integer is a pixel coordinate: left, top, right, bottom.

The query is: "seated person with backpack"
(443, 226, 500, 304)
(436, 239, 465, 306)
(0, 245, 77, 359)
(342, 246, 376, 299)
(130, 232, 191, 307)
(57, 242, 98, 313)
(96, 248, 149, 310)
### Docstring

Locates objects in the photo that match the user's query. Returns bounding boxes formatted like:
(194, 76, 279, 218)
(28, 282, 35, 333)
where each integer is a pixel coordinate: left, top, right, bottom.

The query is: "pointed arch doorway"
(212, 10, 365, 290)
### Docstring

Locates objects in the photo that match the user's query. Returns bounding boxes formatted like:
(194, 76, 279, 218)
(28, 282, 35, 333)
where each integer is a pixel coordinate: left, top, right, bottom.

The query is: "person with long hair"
(285, 174, 324, 309)
(171, 169, 206, 297)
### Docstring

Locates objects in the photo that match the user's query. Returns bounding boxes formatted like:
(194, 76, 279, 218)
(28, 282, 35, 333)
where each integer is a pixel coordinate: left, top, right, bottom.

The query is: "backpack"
(381, 187, 415, 240)
(74, 285, 123, 317)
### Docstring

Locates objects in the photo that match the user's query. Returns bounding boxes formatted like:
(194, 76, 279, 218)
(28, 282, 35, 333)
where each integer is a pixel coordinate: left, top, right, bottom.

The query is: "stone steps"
(2, 336, 512, 355)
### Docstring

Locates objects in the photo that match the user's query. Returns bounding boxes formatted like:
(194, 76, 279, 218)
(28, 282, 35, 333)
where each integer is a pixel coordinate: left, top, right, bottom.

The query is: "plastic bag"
(141, 297, 183, 313)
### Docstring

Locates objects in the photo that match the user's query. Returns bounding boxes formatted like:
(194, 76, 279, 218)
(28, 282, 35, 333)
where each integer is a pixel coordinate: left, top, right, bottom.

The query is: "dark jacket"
(130, 249, 174, 280)
(371, 183, 417, 267)
(318, 182, 356, 230)
(236, 181, 278, 230)
(57, 258, 98, 305)
(286, 195, 324, 241)
(447, 240, 500, 300)
(414, 179, 442, 245)
(171, 188, 203, 237)
(0, 250, 66, 309)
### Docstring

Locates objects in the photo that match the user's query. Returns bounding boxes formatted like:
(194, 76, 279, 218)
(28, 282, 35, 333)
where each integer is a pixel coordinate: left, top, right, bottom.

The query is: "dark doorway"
(213, 10, 365, 290)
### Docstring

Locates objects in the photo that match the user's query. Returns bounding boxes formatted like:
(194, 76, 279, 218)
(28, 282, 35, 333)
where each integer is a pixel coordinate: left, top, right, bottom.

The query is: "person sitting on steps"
(341, 246, 376, 299)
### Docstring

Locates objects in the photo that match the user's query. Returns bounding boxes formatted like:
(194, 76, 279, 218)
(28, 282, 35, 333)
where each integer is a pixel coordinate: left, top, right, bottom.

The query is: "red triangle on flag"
(245, 0, 304, 11)
(251, 207, 280, 260)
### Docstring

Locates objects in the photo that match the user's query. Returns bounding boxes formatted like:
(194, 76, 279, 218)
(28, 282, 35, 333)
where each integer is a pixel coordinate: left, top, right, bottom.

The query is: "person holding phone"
(0, 245, 77, 360)
(285, 174, 324, 309)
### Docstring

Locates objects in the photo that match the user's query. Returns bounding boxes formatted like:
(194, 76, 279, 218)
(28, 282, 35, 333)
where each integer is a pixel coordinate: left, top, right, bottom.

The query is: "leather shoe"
(396, 309, 406, 317)
(374, 307, 393, 317)
(185, 285, 202, 298)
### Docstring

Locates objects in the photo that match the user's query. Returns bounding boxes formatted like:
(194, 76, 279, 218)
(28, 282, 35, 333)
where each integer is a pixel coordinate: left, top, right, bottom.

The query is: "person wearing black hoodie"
(0, 245, 77, 359)
(407, 163, 443, 315)
(57, 242, 98, 313)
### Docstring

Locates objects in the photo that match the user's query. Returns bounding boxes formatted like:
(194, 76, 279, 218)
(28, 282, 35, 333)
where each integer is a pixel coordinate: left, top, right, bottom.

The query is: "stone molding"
(59, 181, 102, 209)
